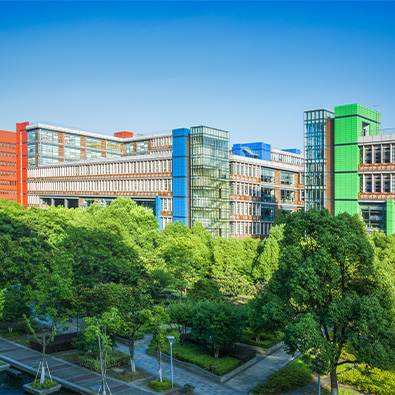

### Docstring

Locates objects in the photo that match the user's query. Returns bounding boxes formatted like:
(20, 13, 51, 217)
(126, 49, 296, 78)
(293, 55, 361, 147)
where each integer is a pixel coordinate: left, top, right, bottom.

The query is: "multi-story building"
(229, 143, 304, 238)
(304, 103, 395, 234)
(8, 121, 304, 238)
(0, 130, 18, 202)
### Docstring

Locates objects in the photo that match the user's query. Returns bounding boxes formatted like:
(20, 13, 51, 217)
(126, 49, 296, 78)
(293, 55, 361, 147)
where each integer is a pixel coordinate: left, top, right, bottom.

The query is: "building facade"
(304, 103, 395, 234)
(0, 130, 17, 202)
(7, 121, 304, 238)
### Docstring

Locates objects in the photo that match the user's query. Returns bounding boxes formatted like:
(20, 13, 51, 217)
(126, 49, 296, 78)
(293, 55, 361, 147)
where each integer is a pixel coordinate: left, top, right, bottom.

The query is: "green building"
(305, 103, 395, 234)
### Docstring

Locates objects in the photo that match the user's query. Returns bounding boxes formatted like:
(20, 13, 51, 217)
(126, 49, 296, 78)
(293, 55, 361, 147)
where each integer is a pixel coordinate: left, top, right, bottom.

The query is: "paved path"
(0, 337, 155, 395)
(116, 340, 295, 395)
(226, 347, 296, 394)
(116, 342, 244, 395)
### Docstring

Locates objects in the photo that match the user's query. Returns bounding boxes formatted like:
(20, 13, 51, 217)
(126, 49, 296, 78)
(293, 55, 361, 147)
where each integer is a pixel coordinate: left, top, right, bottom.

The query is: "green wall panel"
(386, 200, 395, 235)
(334, 173, 359, 200)
(334, 145, 359, 172)
(335, 200, 359, 216)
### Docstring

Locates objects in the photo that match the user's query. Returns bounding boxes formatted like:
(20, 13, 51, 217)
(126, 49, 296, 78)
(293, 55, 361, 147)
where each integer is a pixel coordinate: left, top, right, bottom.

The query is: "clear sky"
(1, 1, 394, 150)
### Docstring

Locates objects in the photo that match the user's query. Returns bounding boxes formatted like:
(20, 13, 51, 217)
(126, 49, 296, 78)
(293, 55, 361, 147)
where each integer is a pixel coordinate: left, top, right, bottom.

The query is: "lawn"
(241, 329, 284, 349)
(303, 385, 361, 395)
(108, 368, 151, 382)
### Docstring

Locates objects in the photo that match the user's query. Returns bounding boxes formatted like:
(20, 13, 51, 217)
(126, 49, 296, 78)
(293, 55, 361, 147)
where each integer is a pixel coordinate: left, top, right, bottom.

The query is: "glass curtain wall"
(190, 126, 230, 238)
(304, 109, 334, 210)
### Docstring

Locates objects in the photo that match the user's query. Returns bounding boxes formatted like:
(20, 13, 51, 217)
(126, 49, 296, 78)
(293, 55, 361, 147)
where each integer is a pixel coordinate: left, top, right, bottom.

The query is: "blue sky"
(1, 1, 394, 149)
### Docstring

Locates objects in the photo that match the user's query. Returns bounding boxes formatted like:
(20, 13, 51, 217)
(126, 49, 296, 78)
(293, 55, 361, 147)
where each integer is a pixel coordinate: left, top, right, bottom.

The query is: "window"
(280, 171, 294, 186)
(365, 147, 372, 164)
(261, 167, 275, 183)
(374, 146, 381, 164)
(280, 190, 295, 204)
(261, 187, 275, 203)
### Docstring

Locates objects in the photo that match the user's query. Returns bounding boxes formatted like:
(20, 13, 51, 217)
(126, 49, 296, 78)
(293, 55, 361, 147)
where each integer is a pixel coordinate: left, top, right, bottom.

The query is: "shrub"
(338, 364, 395, 395)
(157, 340, 241, 375)
(252, 359, 312, 394)
(30, 332, 77, 354)
(31, 379, 58, 390)
(79, 350, 129, 371)
(241, 329, 284, 348)
(149, 378, 172, 392)
(1, 330, 24, 338)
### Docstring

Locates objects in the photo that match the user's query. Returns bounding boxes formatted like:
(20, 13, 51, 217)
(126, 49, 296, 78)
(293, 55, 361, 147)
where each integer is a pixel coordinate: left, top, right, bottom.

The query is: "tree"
(2, 289, 30, 333)
(99, 282, 153, 372)
(191, 302, 245, 358)
(256, 209, 395, 395)
(84, 308, 121, 395)
(0, 288, 5, 319)
(148, 305, 177, 383)
(188, 278, 224, 302)
(168, 301, 195, 344)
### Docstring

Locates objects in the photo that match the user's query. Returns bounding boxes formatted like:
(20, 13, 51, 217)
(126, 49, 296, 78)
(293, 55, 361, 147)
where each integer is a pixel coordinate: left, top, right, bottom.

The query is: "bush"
(30, 332, 77, 354)
(31, 379, 58, 390)
(188, 279, 224, 302)
(156, 340, 241, 375)
(79, 350, 129, 371)
(338, 364, 395, 395)
(241, 329, 284, 349)
(149, 378, 172, 392)
(252, 359, 312, 394)
(1, 330, 24, 338)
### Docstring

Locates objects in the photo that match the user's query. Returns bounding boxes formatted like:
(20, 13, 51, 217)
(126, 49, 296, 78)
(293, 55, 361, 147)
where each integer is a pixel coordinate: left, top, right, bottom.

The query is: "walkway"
(0, 337, 155, 395)
(116, 341, 295, 395)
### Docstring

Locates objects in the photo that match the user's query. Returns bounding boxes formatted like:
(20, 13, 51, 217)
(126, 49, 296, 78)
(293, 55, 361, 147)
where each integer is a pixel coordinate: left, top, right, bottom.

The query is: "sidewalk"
(0, 337, 155, 395)
(116, 340, 295, 395)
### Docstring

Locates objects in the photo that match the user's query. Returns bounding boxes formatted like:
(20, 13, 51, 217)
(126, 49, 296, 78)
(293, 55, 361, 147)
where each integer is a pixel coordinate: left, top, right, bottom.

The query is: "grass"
(108, 368, 151, 382)
(241, 329, 285, 349)
(13, 338, 30, 347)
(55, 351, 80, 364)
(303, 385, 361, 395)
(251, 358, 313, 394)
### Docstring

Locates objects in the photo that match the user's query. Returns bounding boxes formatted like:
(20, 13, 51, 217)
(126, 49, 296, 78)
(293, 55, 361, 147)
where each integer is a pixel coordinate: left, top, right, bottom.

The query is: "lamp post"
(167, 335, 175, 388)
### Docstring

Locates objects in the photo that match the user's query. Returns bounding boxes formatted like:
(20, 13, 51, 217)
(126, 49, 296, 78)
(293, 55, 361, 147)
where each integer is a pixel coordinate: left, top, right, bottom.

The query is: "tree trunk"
(330, 369, 339, 395)
(158, 343, 162, 382)
(40, 336, 46, 384)
(214, 348, 219, 359)
(128, 333, 136, 372)
(256, 334, 260, 342)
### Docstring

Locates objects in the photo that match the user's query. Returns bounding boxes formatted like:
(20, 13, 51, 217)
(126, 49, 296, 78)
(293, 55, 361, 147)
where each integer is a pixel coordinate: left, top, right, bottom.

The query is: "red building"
(0, 130, 18, 202)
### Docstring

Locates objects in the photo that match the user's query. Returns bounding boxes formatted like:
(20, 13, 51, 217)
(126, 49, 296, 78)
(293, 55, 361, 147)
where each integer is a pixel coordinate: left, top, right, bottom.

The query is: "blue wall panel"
(172, 128, 190, 225)
(232, 142, 271, 161)
(155, 196, 163, 230)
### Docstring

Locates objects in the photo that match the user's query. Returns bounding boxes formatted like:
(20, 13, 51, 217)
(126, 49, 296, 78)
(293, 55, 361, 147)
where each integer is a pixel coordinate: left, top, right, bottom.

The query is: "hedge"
(252, 359, 312, 394)
(30, 332, 77, 354)
(159, 341, 241, 376)
(149, 378, 172, 392)
(79, 350, 130, 372)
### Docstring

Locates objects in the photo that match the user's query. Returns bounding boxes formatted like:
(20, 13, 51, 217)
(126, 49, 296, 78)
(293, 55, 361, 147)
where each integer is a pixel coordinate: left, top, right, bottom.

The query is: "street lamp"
(167, 335, 175, 388)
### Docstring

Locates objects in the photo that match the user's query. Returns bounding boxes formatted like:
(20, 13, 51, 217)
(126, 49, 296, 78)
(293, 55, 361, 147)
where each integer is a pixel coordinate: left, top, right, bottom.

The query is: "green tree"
(257, 209, 395, 395)
(168, 301, 195, 344)
(84, 308, 121, 395)
(99, 282, 153, 372)
(188, 278, 224, 302)
(212, 238, 256, 296)
(148, 305, 177, 383)
(191, 302, 245, 358)
(2, 289, 30, 333)
(252, 224, 283, 285)
(0, 288, 5, 319)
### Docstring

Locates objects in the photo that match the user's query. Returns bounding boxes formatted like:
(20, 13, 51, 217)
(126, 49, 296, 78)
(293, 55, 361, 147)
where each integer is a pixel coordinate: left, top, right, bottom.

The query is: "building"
(10, 121, 304, 238)
(0, 129, 18, 202)
(304, 103, 395, 234)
